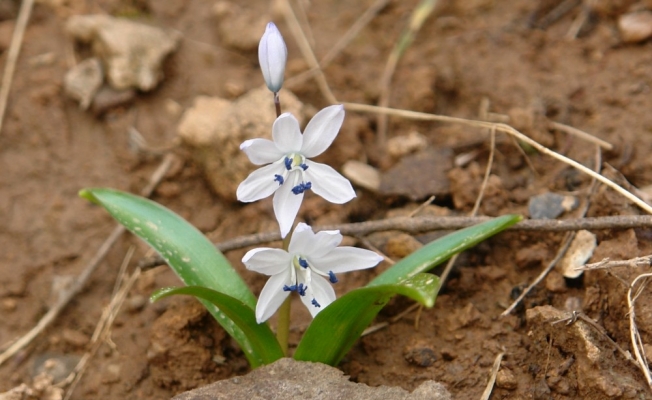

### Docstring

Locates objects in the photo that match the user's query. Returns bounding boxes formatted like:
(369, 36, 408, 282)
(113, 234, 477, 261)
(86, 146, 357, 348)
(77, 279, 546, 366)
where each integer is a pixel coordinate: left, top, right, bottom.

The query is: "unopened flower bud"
(258, 22, 287, 93)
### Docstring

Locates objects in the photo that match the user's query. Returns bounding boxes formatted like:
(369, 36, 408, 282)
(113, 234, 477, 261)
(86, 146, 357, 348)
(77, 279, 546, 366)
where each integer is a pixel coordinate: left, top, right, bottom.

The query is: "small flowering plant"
(80, 21, 521, 368)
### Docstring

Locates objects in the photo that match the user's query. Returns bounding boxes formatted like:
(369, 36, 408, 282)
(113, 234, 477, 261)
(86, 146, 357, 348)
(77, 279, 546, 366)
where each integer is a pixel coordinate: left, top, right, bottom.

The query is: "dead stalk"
(480, 352, 504, 400)
(0, 0, 35, 135)
(628, 273, 652, 389)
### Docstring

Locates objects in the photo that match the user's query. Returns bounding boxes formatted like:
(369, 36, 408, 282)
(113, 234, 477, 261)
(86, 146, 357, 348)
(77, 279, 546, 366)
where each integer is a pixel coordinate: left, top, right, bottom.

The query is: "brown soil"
(2, 0, 652, 399)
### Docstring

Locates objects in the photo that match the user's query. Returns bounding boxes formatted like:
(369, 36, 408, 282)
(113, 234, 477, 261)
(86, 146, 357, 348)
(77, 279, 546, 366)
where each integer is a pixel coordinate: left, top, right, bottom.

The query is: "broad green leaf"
(79, 188, 269, 366)
(369, 214, 521, 286)
(151, 286, 284, 363)
(294, 273, 440, 366)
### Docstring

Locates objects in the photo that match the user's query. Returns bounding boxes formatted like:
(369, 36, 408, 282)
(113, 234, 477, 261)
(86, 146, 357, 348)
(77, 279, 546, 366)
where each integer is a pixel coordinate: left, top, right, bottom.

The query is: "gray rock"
(63, 57, 103, 109)
(172, 358, 451, 400)
(528, 192, 578, 219)
(379, 148, 452, 201)
(177, 87, 305, 201)
(66, 14, 180, 91)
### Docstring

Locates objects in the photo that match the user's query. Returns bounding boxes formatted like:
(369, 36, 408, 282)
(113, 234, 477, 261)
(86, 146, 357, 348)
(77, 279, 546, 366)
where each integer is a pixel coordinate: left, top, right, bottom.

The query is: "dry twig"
(139, 215, 652, 269)
(628, 273, 652, 389)
(579, 256, 652, 271)
(0, 0, 35, 135)
(480, 352, 505, 400)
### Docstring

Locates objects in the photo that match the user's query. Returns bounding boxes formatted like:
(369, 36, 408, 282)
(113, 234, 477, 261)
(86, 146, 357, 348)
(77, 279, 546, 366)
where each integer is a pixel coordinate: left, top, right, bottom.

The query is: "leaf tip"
(79, 188, 100, 205)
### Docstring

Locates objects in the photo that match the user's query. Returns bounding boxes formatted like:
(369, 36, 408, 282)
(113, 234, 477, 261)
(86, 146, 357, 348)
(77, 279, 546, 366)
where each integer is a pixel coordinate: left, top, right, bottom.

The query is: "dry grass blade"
(0, 0, 35, 135)
(343, 103, 652, 215)
(376, 0, 438, 148)
(480, 352, 505, 400)
(628, 273, 652, 389)
(579, 255, 652, 271)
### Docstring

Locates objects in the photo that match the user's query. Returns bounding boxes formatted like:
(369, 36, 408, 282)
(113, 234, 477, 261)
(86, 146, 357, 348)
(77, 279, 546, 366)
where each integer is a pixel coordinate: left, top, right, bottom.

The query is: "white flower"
(243, 223, 384, 323)
(258, 22, 287, 93)
(236, 105, 356, 238)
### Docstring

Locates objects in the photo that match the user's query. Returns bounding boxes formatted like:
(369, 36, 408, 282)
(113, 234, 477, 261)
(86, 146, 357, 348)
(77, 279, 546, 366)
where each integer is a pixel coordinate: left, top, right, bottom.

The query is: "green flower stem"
(276, 296, 291, 356)
(276, 226, 294, 356)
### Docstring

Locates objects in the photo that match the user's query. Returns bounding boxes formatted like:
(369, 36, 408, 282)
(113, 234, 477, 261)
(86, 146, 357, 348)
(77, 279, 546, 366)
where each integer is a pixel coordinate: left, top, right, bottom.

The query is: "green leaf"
(294, 273, 440, 365)
(369, 214, 522, 286)
(79, 188, 271, 366)
(151, 286, 284, 363)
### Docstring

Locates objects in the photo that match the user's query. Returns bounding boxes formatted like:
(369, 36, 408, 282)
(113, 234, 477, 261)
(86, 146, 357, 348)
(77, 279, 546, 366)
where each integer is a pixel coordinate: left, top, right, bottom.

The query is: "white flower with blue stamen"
(242, 223, 383, 323)
(236, 104, 356, 238)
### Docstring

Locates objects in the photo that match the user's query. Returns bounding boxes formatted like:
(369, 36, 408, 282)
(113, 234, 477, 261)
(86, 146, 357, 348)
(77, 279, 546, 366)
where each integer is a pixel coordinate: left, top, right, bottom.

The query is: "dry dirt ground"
(2, 0, 652, 399)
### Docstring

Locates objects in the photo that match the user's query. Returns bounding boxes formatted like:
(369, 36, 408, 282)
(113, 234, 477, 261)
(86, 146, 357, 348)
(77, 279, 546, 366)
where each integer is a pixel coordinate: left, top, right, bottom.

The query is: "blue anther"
(311, 298, 321, 308)
(298, 258, 308, 269)
(297, 283, 307, 296)
(283, 284, 297, 292)
(284, 157, 292, 170)
(300, 163, 308, 171)
(274, 174, 284, 185)
(291, 181, 312, 195)
(328, 271, 338, 283)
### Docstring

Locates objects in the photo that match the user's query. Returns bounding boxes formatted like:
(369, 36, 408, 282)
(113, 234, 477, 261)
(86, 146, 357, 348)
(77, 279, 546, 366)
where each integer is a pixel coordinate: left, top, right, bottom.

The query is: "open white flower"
(236, 105, 356, 238)
(243, 223, 383, 323)
(258, 22, 287, 93)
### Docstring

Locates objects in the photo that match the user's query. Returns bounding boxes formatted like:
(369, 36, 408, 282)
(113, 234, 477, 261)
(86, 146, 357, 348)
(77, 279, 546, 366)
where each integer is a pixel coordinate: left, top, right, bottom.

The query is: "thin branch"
(579, 255, 652, 271)
(480, 352, 505, 400)
(138, 215, 652, 269)
(628, 273, 652, 389)
(0, 0, 35, 135)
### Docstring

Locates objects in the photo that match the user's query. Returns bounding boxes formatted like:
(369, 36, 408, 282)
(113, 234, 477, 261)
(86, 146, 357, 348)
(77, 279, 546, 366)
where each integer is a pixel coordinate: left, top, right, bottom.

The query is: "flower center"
(275, 154, 311, 195)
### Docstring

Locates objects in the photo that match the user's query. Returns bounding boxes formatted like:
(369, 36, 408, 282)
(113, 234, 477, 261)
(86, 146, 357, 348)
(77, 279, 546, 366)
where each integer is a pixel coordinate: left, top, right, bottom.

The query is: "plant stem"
(276, 226, 294, 356)
(276, 296, 291, 356)
(274, 92, 281, 117)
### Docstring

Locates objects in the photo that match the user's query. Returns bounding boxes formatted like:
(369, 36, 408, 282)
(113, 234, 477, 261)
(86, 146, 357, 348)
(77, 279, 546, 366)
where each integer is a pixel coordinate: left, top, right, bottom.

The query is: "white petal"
(301, 105, 344, 158)
(273, 172, 304, 238)
(242, 248, 291, 276)
(300, 274, 336, 317)
(236, 163, 285, 202)
(313, 247, 383, 274)
(273, 113, 303, 153)
(290, 227, 342, 258)
(304, 160, 356, 204)
(258, 22, 287, 93)
(256, 270, 292, 323)
(240, 139, 284, 165)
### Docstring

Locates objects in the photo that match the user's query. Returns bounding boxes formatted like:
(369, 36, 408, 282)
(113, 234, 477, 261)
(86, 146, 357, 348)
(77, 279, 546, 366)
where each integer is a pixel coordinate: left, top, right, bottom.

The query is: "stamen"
(283, 284, 297, 292)
(311, 298, 321, 308)
(291, 181, 312, 195)
(274, 174, 284, 185)
(328, 271, 338, 283)
(297, 283, 307, 296)
(298, 258, 308, 269)
(284, 157, 292, 170)
(300, 163, 308, 171)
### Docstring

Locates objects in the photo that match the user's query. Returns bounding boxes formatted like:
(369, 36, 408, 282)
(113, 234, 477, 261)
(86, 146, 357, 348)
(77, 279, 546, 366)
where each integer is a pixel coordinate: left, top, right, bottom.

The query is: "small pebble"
(384, 233, 423, 259)
(342, 160, 381, 192)
(1, 298, 17, 312)
(126, 294, 148, 313)
(528, 192, 578, 219)
(404, 341, 438, 367)
(619, 11, 652, 44)
(496, 368, 518, 390)
(545, 271, 567, 293)
(387, 131, 428, 158)
(62, 328, 89, 348)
